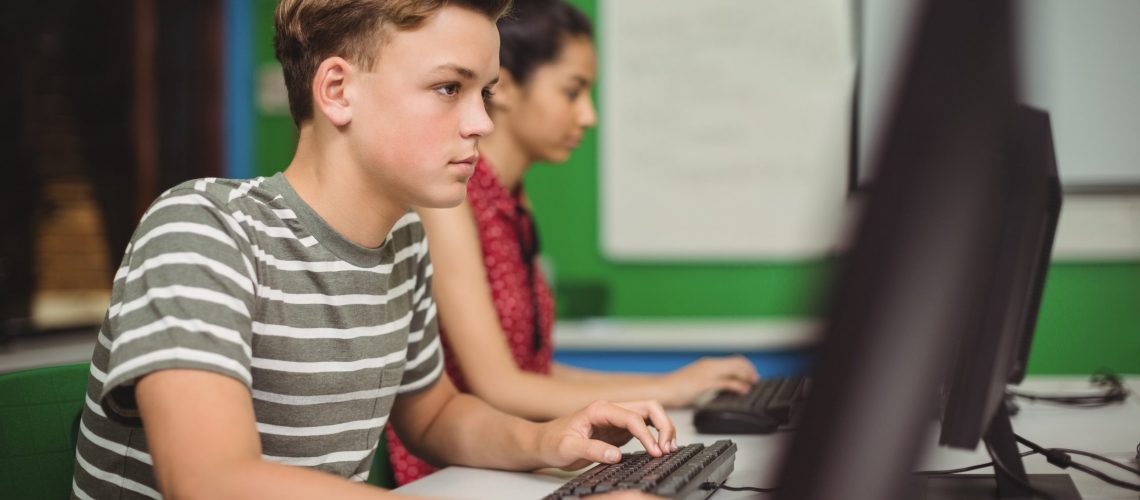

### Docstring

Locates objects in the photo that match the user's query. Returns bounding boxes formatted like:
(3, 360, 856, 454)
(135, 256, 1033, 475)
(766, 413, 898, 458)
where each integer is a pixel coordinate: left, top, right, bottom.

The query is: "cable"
(717, 483, 779, 493)
(915, 450, 1037, 475)
(1006, 388, 1127, 407)
(1014, 433, 1140, 492)
(919, 446, 1140, 478)
(984, 440, 1056, 500)
(1015, 434, 1140, 475)
(701, 481, 778, 493)
(1007, 369, 1130, 407)
(1068, 461, 1140, 492)
(1051, 447, 1140, 476)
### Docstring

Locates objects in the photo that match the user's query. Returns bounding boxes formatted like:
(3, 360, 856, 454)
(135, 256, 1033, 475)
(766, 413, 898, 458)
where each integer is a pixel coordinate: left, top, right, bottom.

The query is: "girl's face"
(500, 35, 597, 164)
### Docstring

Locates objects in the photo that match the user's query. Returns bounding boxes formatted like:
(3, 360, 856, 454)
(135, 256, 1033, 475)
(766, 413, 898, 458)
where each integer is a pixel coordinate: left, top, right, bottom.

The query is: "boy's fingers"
(565, 436, 622, 465)
(645, 404, 675, 452)
(590, 402, 662, 456)
(623, 401, 675, 452)
(619, 411, 662, 457)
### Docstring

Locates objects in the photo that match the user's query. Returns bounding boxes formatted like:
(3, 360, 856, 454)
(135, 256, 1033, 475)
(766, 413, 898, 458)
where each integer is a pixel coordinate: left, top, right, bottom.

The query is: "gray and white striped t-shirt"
(72, 173, 442, 499)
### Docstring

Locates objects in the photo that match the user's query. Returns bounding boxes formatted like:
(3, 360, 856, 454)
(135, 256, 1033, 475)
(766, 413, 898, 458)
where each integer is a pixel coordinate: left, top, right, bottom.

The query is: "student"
(387, 0, 760, 485)
(70, 1, 677, 498)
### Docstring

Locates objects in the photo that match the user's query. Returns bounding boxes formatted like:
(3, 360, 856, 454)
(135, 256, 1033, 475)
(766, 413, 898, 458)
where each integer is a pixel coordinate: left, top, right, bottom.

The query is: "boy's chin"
(411, 189, 468, 210)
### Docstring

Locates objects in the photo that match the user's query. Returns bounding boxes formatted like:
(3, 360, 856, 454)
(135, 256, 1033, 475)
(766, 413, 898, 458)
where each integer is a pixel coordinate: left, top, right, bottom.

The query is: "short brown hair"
(274, 0, 512, 126)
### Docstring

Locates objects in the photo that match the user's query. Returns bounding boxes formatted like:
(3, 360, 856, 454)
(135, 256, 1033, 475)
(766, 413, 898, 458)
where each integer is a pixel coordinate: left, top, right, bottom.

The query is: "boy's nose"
(462, 97, 494, 138)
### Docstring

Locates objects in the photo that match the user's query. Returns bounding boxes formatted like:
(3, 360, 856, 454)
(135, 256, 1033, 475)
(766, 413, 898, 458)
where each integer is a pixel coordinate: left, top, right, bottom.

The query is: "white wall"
(858, 0, 1140, 259)
(860, 0, 1140, 188)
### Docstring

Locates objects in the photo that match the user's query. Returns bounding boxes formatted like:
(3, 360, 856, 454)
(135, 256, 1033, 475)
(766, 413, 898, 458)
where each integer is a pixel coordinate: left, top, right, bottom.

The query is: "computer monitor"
(939, 104, 1063, 451)
(772, 0, 1076, 498)
(928, 103, 1070, 499)
(1004, 108, 1062, 386)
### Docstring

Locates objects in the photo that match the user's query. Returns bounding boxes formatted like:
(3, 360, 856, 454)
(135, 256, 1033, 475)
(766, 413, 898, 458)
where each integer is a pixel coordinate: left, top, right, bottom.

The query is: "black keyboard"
(694, 376, 810, 434)
(544, 440, 737, 500)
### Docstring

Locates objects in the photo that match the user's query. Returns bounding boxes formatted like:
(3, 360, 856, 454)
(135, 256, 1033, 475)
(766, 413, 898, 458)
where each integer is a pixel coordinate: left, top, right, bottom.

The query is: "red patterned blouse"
(386, 156, 556, 485)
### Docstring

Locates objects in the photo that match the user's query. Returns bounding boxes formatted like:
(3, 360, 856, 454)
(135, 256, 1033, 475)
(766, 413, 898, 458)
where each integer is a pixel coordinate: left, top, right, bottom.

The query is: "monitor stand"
(917, 405, 1082, 499)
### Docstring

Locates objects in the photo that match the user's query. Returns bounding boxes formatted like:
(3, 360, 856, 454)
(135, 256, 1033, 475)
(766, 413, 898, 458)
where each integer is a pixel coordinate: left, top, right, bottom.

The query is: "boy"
(71, 1, 675, 498)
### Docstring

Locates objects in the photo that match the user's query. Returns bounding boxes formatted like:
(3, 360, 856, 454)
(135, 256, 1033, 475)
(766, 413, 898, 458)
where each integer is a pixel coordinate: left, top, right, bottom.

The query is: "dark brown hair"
(274, 0, 513, 126)
(497, 0, 592, 85)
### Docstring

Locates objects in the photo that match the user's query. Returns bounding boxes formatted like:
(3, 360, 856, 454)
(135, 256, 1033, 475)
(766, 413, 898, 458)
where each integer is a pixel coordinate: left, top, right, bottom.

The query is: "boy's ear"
(489, 69, 521, 113)
(312, 57, 353, 126)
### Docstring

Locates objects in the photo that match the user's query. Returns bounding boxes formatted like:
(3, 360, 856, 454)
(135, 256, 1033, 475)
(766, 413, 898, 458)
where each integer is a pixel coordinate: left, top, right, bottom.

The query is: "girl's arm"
(417, 202, 758, 420)
(551, 363, 658, 384)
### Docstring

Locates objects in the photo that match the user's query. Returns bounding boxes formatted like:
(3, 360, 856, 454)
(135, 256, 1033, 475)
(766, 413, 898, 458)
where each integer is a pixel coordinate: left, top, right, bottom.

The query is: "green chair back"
(0, 362, 399, 494)
(0, 362, 89, 500)
(367, 431, 396, 489)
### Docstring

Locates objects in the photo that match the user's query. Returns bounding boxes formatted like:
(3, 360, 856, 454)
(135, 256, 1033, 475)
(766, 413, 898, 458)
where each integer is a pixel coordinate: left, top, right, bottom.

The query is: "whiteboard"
(859, 0, 1140, 188)
(600, 0, 857, 260)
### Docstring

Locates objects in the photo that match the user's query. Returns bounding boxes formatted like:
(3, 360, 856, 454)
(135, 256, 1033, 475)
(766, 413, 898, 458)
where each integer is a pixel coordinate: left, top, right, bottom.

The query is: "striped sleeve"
(99, 191, 257, 424)
(398, 232, 443, 394)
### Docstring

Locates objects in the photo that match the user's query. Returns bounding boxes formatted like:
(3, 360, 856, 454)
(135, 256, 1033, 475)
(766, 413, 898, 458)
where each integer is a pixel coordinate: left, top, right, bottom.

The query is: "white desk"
(394, 377, 1140, 499)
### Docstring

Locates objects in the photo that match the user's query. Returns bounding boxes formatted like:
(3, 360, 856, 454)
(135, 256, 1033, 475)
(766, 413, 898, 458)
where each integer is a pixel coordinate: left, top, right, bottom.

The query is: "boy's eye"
(435, 84, 460, 97)
(566, 89, 581, 101)
(482, 87, 496, 101)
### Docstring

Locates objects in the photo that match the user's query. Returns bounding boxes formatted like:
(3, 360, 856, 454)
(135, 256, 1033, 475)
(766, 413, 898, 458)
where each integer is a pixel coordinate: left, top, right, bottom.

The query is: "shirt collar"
(474, 156, 524, 219)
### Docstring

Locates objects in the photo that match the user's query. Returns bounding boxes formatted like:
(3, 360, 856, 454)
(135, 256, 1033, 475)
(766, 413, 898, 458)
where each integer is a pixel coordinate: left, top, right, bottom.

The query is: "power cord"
(1048, 447, 1140, 476)
(1068, 461, 1140, 492)
(1014, 433, 1140, 492)
(983, 440, 1057, 500)
(917, 435, 1140, 496)
(700, 481, 778, 493)
(1006, 369, 1129, 407)
(700, 438, 1140, 496)
(915, 450, 1037, 475)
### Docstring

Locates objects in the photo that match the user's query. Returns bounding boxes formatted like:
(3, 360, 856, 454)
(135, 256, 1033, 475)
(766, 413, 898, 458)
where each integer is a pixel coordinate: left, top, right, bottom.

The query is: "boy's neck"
(283, 125, 407, 249)
(478, 128, 532, 192)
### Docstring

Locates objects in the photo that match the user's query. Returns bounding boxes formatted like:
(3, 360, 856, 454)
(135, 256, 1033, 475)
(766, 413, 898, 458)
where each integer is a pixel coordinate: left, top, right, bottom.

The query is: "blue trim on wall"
(553, 349, 814, 378)
(224, 0, 254, 179)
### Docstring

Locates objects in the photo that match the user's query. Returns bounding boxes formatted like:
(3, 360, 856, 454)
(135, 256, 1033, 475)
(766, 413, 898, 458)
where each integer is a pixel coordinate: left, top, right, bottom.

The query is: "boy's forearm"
(413, 391, 548, 471)
(169, 460, 423, 500)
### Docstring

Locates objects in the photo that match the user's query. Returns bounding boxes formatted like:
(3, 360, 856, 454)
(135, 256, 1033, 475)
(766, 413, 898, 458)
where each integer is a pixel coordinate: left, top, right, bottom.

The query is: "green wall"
(254, 0, 298, 177)
(1029, 264, 1139, 373)
(249, 0, 1139, 375)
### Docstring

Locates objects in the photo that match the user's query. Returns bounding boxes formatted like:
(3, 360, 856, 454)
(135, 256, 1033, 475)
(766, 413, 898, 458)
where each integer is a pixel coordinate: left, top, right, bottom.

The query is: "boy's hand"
(534, 400, 677, 471)
(659, 356, 760, 407)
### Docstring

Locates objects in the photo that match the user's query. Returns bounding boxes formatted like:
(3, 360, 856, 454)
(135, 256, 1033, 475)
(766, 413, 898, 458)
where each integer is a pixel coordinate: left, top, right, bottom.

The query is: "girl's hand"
(658, 356, 760, 407)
